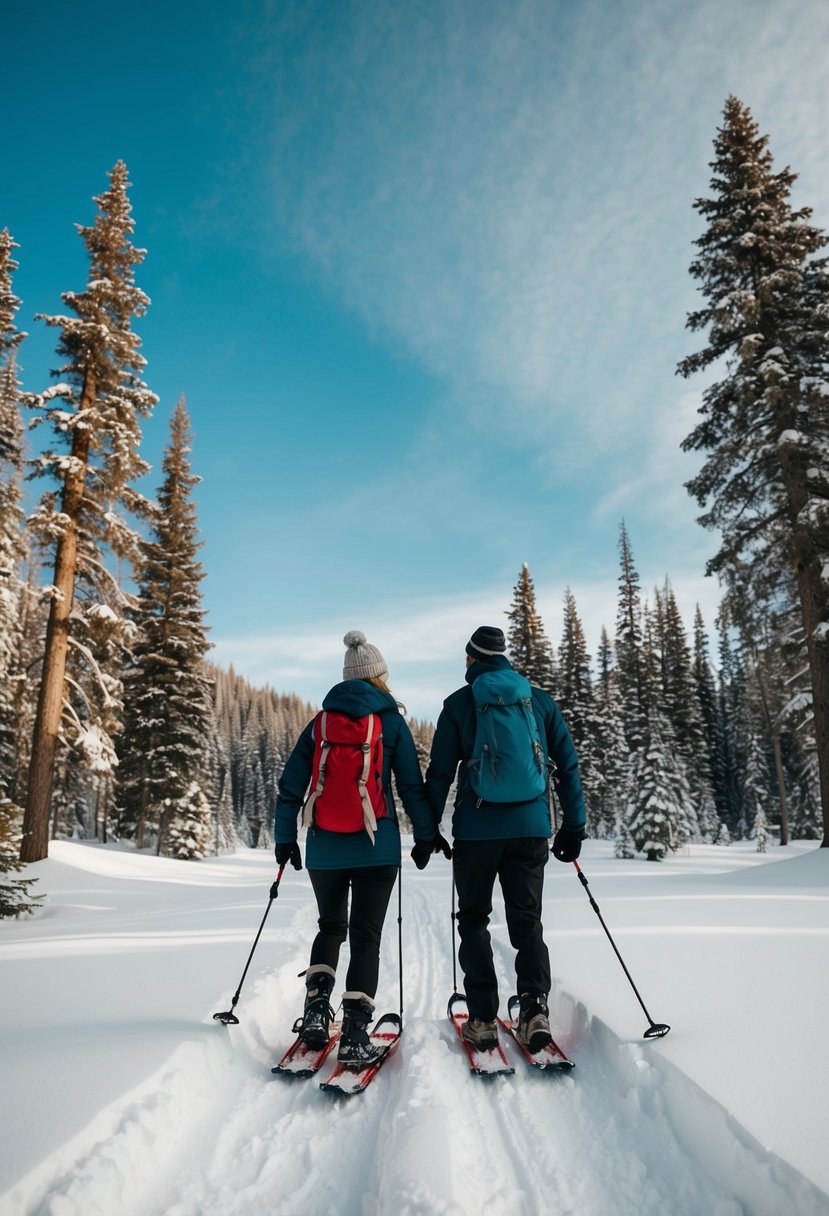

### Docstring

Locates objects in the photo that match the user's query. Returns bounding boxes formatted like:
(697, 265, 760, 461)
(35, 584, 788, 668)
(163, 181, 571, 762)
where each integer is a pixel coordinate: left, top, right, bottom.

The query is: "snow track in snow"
(10, 859, 829, 1216)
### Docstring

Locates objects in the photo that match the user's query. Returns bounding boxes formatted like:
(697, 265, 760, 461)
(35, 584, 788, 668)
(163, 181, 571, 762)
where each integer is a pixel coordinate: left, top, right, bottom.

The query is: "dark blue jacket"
(274, 680, 436, 869)
(425, 655, 586, 840)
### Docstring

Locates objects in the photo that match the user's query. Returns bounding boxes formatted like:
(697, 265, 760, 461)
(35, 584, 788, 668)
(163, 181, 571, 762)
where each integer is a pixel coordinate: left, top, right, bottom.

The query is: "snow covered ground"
(1, 837, 828, 1216)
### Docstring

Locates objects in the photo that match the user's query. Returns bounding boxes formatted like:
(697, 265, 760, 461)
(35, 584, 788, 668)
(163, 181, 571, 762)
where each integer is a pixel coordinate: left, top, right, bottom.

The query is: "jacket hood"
(321, 679, 398, 716)
(465, 654, 513, 685)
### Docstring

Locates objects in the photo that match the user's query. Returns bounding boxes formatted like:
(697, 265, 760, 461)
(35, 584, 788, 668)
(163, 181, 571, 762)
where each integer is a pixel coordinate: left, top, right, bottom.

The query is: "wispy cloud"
(592, 386, 709, 523)
(260, 0, 829, 465)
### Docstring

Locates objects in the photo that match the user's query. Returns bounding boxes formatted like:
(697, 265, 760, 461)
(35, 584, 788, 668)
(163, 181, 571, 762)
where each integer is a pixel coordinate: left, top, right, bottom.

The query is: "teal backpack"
(468, 669, 548, 804)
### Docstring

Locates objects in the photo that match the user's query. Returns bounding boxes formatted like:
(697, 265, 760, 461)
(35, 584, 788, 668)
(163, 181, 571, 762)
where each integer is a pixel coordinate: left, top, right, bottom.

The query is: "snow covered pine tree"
(0, 229, 26, 807)
(118, 398, 213, 858)
(21, 163, 157, 862)
(679, 96, 829, 845)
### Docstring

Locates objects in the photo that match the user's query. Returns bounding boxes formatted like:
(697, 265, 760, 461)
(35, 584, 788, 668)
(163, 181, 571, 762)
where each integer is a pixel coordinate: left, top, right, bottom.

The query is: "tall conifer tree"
(21, 164, 156, 861)
(593, 626, 630, 838)
(627, 719, 685, 860)
(557, 588, 601, 824)
(506, 563, 556, 692)
(715, 607, 743, 835)
(679, 96, 829, 844)
(118, 398, 212, 857)
(0, 230, 26, 800)
(691, 606, 723, 842)
(615, 522, 646, 753)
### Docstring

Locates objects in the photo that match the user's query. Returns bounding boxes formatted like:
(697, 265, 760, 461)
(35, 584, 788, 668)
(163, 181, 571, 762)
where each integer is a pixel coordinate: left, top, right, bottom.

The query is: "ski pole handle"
(573, 859, 598, 908)
(269, 863, 287, 900)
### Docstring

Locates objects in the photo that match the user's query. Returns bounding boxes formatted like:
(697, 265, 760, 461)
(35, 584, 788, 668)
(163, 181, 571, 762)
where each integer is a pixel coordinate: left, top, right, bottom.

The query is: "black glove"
(551, 827, 584, 863)
(411, 838, 435, 870)
(412, 833, 454, 869)
(434, 832, 452, 860)
(275, 841, 302, 870)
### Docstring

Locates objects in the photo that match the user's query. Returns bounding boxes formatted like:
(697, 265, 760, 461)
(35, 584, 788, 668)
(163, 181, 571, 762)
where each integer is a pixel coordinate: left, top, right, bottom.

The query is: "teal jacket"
(425, 655, 586, 841)
(274, 680, 436, 869)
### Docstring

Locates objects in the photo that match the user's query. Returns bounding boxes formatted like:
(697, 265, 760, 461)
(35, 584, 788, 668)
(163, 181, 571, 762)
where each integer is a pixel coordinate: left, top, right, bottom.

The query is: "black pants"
(308, 865, 398, 998)
(453, 837, 551, 1020)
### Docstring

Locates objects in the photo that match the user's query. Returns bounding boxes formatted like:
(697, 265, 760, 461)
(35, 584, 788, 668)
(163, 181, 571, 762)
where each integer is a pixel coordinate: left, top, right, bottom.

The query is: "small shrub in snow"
(0, 794, 41, 916)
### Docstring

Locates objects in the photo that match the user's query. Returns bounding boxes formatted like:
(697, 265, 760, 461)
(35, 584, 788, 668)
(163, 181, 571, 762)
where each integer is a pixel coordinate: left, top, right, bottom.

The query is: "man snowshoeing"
(421, 626, 586, 1052)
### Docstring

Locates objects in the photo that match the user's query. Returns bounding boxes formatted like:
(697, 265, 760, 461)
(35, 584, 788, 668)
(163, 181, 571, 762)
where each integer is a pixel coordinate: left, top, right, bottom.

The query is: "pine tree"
(660, 584, 705, 767)
(506, 563, 556, 692)
(613, 810, 636, 859)
(593, 627, 630, 839)
(716, 607, 744, 837)
(678, 96, 829, 845)
(21, 164, 157, 861)
(407, 718, 435, 771)
(205, 663, 316, 848)
(784, 738, 821, 839)
(0, 230, 26, 801)
(0, 792, 41, 917)
(627, 718, 685, 860)
(118, 398, 211, 858)
(714, 818, 732, 846)
(692, 606, 725, 826)
(162, 781, 214, 861)
(205, 711, 237, 853)
(557, 588, 602, 827)
(53, 599, 133, 840)
(742, 723, 772, 845)
(615, 522, 646, 753)
(640, 595, 661, 726)
(653, 582, 706, 841)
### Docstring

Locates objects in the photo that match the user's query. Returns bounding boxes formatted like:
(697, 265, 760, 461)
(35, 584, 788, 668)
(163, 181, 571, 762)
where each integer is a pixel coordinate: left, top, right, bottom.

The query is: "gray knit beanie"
(343, 630, 389, 681)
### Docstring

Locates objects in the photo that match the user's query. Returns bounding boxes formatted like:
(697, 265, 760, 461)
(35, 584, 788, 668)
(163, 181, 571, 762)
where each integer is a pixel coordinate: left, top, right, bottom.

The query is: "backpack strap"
(302, 712, 330, 828)
(522, 698, 546, 773)
(358, 713, 378, 844)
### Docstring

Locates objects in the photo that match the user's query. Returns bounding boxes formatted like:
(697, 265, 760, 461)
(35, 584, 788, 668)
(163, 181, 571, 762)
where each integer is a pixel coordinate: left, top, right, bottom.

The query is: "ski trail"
(21, 862, 829, 1216)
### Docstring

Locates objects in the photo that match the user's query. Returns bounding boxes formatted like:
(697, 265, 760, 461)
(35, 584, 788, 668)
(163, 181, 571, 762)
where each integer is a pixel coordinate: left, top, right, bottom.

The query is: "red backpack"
(302, 711, 386, 842)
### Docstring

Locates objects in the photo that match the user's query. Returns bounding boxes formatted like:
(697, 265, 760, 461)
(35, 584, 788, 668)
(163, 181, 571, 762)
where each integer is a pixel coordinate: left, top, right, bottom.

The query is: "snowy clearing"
(1, 839, 828, 1216)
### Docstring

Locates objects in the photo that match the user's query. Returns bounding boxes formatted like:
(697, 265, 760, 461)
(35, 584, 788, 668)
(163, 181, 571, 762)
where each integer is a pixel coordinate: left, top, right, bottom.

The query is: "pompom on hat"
(466, 625, 507, 658)
(343, 630, 389, 681)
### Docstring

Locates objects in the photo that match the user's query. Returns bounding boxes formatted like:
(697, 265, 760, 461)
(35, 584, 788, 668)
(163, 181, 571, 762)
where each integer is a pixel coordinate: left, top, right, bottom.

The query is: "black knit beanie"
(466, 626, 507, 658)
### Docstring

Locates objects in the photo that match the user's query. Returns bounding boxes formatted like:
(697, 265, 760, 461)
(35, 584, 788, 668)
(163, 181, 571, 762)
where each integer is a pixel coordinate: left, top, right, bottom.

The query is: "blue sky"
(4, 0, 829, 717)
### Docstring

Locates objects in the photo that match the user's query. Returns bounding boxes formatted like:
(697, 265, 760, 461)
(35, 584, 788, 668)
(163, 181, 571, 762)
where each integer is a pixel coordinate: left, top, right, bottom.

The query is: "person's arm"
(389, 718, 438, 841)
(545, 699, 586, 834)
(274, 721, 315, 843)
(424, 703, 462, 825)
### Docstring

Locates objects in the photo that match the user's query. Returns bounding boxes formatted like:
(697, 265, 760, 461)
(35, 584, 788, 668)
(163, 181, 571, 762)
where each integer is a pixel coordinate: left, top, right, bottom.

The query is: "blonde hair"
(366, 675, 407, 716)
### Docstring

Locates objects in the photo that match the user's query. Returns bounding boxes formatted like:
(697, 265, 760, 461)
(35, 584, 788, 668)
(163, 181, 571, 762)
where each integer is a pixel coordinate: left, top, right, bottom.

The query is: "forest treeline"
(2, 95, 828, 913)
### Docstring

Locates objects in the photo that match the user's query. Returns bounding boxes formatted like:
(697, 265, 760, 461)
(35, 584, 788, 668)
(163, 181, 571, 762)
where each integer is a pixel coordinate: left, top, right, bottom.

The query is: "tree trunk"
(778, 441, 829, 846)
(136, 742, 156, 850)
(19, 377, 93, 862)
(102, 775, 110, 845)
(797, 563, 829, 846)
(754, 661, 790, 845)
(771, 732, 789, 846)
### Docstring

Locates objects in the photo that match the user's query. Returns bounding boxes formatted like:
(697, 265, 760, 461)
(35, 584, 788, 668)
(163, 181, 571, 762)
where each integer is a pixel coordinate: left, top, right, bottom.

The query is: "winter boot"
(515, 993, 552, 1053)
(293, 965, 336, 1050)
(337, 993, 382, 1066)
(461, 1017, 499, 1051)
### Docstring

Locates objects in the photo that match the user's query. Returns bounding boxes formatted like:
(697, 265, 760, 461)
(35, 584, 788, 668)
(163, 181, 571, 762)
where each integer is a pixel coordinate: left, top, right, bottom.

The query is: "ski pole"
(449, 862, 461, 1001)
(213, 864, 287, 1025)
(572, 860, 670, 1039)
(397, 864, 404, 1020)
